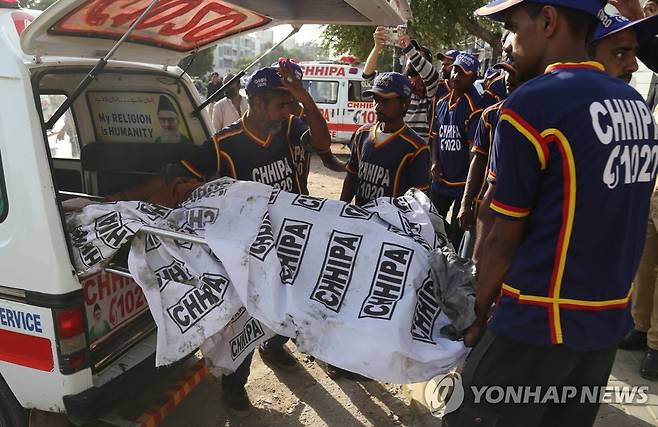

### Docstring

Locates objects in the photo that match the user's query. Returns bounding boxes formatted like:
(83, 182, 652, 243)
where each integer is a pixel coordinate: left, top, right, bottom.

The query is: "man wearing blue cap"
(482, 32, 512, 108)
(609, 0, 658, 114)
(458, 58, 520, 262)
(429, 52, 483, 249)
(104, 61, 333, 414)
(443, 1, 658, 426)
(588, 9, 658, 381)
(340, 72, 430, 206)
(589, 12, 658, 82)
(436, 49, 462, 97)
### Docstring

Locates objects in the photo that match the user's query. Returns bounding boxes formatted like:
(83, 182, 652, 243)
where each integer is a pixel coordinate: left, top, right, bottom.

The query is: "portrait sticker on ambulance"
(82, 271, 149, 343)
(87, 92, 192, 144)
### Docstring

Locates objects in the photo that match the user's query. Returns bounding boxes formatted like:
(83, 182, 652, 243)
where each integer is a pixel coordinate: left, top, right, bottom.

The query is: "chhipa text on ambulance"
(66, 178, 473, 384)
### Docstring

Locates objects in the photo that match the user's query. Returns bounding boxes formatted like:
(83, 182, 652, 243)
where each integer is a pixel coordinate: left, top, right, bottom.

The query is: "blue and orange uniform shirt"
(180, 115, 307, 194)
(346, 123, 430, 206)
(288, 109, 313, 194)
(482, 72, 507, 108)
(473, 100, 504, 202)
(489, 62, 658, 351)
(430, 87, 483, 199)
(434, 79, 451, 100)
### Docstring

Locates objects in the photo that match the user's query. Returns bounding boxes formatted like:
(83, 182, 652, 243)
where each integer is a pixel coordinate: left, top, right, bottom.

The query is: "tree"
(321, 26, 395, 70)
(322, 0, 502, 64)
(179, 48, 215, 78)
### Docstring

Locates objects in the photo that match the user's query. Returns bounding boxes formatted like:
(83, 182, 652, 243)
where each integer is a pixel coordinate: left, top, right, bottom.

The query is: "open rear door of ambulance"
(21, 0, 409, 65)
(19, 0, 409, 374)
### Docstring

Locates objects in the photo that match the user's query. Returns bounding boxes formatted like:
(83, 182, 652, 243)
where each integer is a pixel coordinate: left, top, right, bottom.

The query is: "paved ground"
(34, 151, 658, 427)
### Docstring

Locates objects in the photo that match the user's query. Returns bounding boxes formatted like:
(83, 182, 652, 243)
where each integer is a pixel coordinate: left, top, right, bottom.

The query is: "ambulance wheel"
(0, 378, 27, 427)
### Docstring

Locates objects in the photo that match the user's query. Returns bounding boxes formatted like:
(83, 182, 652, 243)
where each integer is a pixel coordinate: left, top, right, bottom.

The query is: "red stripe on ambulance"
(0, 328, 53, 371)
(328, 123, 363, 132)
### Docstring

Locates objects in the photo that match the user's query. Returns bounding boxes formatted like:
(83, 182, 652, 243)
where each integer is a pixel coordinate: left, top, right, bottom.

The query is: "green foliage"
(179, 48, 215, 78)
(320, 25, 396, 70)
(322, 0, 503, 62)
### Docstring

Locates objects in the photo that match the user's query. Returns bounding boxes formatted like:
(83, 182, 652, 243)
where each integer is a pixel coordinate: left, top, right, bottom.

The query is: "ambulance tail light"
(54, 306, 90, 374)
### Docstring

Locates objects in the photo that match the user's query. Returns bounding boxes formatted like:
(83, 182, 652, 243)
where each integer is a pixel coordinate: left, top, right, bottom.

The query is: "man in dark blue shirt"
(429, 53, 483, 249)
(106, 61, 333, 415)
(588, 10, 658, 381)
(341, 72, 430, 206)
(445, 1, 657, 426)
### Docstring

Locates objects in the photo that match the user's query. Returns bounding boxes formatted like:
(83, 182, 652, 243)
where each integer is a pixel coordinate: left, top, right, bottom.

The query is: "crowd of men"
(77, 0, 658, 424)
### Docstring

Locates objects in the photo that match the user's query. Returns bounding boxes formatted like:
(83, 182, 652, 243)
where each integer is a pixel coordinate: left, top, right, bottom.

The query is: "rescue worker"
(445, 1, 657, 426)
(104, 61, 333, 414)
(429, 53, 483, 249)
(588, 10, 658, 381)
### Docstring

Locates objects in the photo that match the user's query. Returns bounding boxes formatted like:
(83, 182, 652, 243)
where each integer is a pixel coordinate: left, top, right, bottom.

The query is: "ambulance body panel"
(300, 62, 376, 143)
(0, 0, 407, 423)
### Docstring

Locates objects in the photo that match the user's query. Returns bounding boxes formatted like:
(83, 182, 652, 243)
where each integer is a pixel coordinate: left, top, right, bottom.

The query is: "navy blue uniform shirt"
(430, 87, 483, 199)
(181, 116, 308, 194)
(347, 123, 430, 206)
(488, 62, 658, 351)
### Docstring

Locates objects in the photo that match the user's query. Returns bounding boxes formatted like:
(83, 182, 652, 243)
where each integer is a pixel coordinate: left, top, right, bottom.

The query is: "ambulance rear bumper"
(63, 350, 158, 424)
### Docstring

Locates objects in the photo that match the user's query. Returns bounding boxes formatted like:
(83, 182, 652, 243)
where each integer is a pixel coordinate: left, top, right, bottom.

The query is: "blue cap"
(453, 53, 480, 75)
(270, 57, 305, 81)
(438, 49, 461, 61)
(484, 66, 500, 80)
(475, 0, 606, 22)
(363, 72, 412, 98)
(591, 13, 658, 44)
(493, 58, 516, 73)
(246, 67, 287, 95)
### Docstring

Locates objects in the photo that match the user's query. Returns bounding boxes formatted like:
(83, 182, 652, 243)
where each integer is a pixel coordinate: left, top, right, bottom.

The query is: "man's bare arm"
(363, 27, 387, 77)
(472, 184, 496, 265)
(279, 61, 332, 153)
(340, 173, 358, 203)
(464, 216, 526, 347)
(458, 152, 488, 230)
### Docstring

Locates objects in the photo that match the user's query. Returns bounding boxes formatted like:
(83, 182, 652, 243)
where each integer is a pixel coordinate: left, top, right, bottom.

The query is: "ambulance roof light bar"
(0, 0, 20, 8)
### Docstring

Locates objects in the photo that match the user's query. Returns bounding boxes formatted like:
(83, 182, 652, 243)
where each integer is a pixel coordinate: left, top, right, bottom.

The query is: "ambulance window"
(349, 80, 373, 102)
(0, 154, 6, 223)
(303, 80, 339, 104)
(40, 95, 80, 160)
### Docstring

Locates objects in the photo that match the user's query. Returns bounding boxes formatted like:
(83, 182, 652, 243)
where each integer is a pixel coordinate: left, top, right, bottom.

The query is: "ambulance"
(300, 61, 377, 143)
(0, 0, 407, 424)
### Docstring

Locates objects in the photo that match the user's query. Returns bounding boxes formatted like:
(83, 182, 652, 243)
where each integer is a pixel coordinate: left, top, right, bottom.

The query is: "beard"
(266, 120, 283, 135)
(160, 129, 182, 143)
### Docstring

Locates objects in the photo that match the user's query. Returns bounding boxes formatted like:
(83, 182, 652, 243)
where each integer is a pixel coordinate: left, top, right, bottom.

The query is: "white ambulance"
(300, 61, 377, 143)
(0, 0, 406, 425)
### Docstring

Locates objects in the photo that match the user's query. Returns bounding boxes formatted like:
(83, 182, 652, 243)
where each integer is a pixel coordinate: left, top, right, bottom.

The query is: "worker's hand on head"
(278, 58, 309, 102)
(397, 33, 411, 50)
(373, 26, 387, 49)
(609, 0, 645, 20)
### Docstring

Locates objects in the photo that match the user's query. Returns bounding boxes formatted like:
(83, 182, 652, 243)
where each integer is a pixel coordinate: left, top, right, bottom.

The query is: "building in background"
(212, 30, 274, 76)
